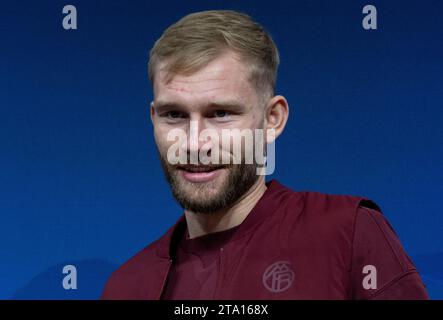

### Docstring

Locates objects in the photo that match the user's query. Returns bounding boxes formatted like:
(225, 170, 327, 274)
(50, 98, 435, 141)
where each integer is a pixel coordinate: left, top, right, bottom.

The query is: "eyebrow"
(152, 100, 247, 113)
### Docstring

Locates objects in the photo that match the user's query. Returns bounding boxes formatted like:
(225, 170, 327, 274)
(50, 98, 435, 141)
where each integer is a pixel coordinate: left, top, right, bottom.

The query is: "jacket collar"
(155, 179, 302, 259)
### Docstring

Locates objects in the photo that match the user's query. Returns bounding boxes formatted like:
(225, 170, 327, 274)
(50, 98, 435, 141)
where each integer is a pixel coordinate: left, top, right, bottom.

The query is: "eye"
(213, 110, 229, 118)
(165, 111, 186, 119)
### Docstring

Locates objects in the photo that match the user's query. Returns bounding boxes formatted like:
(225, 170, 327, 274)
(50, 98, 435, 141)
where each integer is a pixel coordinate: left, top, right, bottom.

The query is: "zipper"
(156, 259, 173, 300)
(213, 247, 225, 299)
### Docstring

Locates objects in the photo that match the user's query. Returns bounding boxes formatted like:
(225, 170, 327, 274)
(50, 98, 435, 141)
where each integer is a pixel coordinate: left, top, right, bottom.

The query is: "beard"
(159, 153, 259, 214)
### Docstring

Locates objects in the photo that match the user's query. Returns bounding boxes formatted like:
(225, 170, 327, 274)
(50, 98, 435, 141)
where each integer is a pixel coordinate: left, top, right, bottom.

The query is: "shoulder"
(296, 188, 381, 231)
(274, 182, 381, 252)
(301, 189, 380, 214)
(271, 180, 381, 237)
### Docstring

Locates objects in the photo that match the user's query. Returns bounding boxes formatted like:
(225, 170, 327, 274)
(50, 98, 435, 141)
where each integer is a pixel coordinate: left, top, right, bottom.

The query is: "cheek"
(252, 110, 266, 128)
(153, 126, 170, 153)
(154, 125, 189, 159)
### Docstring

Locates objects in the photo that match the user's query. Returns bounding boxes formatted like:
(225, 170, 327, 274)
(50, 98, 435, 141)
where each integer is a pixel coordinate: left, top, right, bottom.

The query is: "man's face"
(151, 51, 265, 214)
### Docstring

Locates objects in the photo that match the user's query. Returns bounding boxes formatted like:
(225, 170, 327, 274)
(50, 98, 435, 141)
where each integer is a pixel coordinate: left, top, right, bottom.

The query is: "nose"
(182, 115, 217, 164)
(173, 115, 203, 163)
(188, 118, 203, 155)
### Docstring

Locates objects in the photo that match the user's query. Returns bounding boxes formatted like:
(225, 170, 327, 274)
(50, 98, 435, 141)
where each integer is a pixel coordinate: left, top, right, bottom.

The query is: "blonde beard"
(159, 155, 258, 214)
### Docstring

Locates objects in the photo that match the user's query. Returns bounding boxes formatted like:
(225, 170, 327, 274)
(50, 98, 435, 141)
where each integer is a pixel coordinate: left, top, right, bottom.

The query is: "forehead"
(153, 52, 258, 107)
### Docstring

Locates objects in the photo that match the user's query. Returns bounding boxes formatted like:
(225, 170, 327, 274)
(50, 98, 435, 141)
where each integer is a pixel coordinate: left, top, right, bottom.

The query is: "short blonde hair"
(148, 10, 280, 100)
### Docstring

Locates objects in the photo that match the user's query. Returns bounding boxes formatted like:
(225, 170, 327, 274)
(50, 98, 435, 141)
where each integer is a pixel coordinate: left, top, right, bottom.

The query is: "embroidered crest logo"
(262, 261, 294, 293)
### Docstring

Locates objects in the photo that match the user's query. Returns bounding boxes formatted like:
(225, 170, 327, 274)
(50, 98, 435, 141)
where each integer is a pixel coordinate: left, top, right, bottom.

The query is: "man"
(101, 10, 428, 299)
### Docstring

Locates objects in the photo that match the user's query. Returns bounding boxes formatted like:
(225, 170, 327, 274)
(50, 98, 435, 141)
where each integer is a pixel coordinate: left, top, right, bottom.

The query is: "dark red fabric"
(161, 224, 240, 299)
(101, 180, 429, 300)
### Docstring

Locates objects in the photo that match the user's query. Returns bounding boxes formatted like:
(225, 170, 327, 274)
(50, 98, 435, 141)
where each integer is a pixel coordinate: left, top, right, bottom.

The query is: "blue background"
(0, 0, 442, 299)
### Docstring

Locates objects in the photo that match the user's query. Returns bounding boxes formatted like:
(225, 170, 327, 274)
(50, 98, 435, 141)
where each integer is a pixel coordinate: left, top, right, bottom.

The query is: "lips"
(177, 165, 226, 183)
(178, 165, 224, 172)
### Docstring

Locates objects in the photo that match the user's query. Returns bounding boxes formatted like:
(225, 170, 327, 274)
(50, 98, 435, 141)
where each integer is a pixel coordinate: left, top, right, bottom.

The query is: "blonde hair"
(148, 10, 280, 100)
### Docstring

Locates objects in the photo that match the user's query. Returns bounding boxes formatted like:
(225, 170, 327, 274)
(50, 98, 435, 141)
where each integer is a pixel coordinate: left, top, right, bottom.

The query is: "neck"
(184, 177, 267, 239)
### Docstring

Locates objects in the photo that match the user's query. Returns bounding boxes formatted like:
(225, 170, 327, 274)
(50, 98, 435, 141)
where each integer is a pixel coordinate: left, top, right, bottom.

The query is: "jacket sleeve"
(349, 205, 429, 299)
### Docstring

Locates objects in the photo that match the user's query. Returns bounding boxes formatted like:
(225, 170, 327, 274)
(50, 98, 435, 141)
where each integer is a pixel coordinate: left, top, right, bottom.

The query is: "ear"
(264, 95, 289, 144)
(150, 101, 155, 125)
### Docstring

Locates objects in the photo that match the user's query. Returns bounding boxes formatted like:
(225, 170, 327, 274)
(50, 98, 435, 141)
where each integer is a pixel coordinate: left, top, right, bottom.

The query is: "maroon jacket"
(101, 180, 428, 299)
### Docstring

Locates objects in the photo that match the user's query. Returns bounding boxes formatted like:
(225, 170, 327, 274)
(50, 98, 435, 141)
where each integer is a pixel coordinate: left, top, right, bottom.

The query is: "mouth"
(176, 165, 227, 183)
